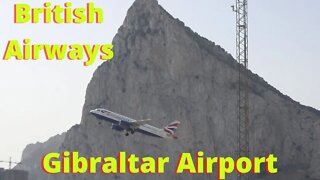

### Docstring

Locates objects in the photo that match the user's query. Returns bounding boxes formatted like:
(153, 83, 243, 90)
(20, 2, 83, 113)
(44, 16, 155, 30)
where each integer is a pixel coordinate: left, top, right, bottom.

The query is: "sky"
(0, 0, 319, 168)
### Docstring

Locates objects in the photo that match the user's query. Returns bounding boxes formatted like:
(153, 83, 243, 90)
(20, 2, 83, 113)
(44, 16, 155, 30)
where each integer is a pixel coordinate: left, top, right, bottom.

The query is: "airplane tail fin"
(163, 121, 180, 139)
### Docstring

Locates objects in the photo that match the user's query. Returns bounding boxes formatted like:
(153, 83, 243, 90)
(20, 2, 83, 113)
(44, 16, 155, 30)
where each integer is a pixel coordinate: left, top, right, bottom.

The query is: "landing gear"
(124, 128, 135, 136)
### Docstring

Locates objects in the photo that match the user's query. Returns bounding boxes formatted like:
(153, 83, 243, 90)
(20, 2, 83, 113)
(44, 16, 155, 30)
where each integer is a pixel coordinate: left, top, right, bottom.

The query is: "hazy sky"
(0, 0, 319, 168)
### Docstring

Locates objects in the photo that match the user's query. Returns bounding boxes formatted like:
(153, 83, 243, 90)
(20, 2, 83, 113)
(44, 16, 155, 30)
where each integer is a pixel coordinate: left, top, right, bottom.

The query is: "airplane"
(90, 108, 180, 139)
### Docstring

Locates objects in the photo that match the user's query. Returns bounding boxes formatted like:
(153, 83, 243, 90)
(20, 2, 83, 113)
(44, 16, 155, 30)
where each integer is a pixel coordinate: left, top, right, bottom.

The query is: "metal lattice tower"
(233, 0, 249, 180)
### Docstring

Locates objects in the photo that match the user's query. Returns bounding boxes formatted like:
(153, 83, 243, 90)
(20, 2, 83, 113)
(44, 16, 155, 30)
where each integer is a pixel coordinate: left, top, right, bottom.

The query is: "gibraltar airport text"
(2, 2, 114, 66)
(42, 151, 278, 180)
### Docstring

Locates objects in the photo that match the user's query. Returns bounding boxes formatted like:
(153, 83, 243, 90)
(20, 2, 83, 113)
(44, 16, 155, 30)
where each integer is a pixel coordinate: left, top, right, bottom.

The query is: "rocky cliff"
(21, 0, 320, 179)
(15, 133, 66, 180)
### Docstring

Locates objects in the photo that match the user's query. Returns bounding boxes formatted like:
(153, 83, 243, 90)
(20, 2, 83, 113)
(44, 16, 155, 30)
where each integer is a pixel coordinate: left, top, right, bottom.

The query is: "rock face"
(15, 133, 65, 180)
(22, 0, 320, 179)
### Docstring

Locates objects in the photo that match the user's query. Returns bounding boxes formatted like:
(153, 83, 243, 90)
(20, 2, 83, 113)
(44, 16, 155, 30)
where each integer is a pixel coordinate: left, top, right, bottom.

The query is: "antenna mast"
(233, 0, 249, 179)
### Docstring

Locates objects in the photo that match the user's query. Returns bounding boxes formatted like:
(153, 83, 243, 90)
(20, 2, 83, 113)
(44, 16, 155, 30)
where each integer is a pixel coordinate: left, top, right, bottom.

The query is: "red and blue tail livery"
(164, 121, 181, 139)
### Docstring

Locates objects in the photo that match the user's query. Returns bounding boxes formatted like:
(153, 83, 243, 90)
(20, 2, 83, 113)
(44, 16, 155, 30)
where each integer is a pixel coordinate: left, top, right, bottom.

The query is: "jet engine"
(111, 124, 124, 131)
(118, 121, 131, 128)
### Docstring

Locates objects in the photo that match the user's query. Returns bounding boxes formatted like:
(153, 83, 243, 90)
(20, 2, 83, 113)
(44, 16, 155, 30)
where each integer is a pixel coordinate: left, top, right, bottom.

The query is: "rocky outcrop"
(15, 133, 65, 180)
(21, 0, 320, 179)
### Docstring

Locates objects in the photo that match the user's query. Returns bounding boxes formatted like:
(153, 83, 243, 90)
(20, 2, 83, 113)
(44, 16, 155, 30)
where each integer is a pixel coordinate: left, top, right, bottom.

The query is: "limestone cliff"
(22, 0, 320, 179)
(15, 133, 66, 180)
